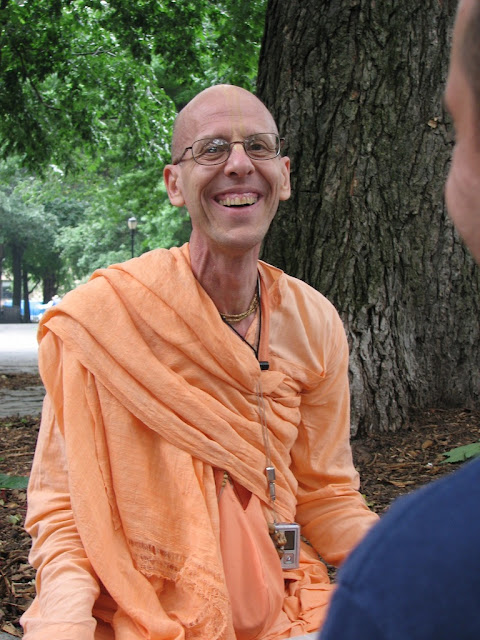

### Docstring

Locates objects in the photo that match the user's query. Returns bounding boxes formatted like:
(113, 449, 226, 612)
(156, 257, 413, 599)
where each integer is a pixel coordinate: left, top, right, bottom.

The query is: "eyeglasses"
(173, 133, 284, 166)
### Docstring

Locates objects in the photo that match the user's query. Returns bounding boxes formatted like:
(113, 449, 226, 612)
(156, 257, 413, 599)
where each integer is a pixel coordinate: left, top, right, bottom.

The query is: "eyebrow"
(194, 132, 275, 141)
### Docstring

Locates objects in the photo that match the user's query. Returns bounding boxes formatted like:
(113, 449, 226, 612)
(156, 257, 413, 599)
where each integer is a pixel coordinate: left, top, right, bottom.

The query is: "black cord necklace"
(221, 276, 262, 361)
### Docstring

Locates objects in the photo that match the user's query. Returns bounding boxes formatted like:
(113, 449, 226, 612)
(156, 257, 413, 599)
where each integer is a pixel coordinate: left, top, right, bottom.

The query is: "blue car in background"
(29, 300, 51, 322)
(1, 298, 57, 322)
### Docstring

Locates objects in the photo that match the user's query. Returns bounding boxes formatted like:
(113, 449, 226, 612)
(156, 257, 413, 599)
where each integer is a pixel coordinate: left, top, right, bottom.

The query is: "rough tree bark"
(42, 272, 57, 303)
(258, 0, 480, 433)
(22, 266, 31, 323)
(11, 244, 23, 307)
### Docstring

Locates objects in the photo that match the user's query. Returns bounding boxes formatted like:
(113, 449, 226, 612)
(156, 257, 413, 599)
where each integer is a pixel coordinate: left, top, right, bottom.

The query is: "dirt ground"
(1, 372, 479, 636)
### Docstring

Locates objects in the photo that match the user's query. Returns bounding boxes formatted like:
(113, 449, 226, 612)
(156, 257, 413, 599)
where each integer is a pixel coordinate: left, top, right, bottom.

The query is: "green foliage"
(107, 168, 191, 252)
(0, 473, 29, 490)
(0, 173, 57, 281)
(0, 0, 266, 292)
(442, 442, 480, 464)
(57, 167, 191, 283)
(0, 159, 87, 298)
(0, 157, 192, 295)
(0, 0, 267, 170)
(1, 0, 176, 169)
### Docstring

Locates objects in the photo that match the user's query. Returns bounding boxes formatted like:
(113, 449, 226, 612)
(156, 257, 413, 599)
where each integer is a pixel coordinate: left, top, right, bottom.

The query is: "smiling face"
(444, 0, 480, 264)
(164, 85, 291, 258)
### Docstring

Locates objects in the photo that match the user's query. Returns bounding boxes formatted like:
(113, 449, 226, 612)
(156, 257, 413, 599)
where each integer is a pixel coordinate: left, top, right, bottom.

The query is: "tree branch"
(72, 47, 116, 57)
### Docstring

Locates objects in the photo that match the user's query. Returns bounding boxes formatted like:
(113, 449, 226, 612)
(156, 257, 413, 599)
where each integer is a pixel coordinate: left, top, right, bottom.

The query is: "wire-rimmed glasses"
(174, 133, 284, 166)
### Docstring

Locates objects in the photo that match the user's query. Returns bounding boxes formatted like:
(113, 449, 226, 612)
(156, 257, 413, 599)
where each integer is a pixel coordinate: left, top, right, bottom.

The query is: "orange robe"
(22, 244, 378, 639)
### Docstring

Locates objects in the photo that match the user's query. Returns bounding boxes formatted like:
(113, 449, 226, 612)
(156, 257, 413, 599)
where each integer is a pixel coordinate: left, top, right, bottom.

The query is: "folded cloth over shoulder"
(22, 244, 377, 639)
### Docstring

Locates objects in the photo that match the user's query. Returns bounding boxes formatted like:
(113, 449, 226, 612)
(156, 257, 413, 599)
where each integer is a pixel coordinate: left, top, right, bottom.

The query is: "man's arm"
(23, 330, 188, 640)
(22, 394, 101, 640)
(291, 310, 378, 566)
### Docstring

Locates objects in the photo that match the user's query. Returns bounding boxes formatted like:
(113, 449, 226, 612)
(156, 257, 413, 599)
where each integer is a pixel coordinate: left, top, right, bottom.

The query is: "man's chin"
(212, 232, 265, 256)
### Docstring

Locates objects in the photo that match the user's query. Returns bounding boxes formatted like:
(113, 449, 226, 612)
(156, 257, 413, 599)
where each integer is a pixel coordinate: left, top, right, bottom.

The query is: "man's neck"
(189, 241, 260, 333)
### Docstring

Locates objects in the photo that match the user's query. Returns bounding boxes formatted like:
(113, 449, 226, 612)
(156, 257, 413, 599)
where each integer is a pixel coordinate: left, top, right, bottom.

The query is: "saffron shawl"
(25, 244, 377, 639)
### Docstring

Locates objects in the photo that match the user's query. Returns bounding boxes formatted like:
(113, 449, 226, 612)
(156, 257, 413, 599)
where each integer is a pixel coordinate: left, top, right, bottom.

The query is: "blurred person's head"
(444, 0, 480, 263)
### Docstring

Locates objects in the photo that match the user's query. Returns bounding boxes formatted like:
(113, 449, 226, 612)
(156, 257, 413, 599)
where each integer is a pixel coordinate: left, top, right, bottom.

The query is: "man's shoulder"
(40, 246, 188, 329)
(259, 260, 338, 315)
(72, 246, 184, 298)
(381, 456, 480, 533)
(322, 459, 480, 639)
(338, 458, 480, 592)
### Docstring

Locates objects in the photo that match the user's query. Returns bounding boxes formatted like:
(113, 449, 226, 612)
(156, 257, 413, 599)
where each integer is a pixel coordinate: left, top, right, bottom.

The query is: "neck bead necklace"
(219, 291, 259, 324)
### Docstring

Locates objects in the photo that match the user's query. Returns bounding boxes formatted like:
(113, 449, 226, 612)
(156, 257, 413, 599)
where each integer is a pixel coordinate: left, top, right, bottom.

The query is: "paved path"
(0, 385, 45, 417)
(0, 323, 44, 417)
(0, 323, 39, 373)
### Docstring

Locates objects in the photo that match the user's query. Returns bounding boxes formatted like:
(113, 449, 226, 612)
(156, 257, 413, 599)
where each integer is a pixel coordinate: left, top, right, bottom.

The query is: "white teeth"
(218, 195, 258, 207)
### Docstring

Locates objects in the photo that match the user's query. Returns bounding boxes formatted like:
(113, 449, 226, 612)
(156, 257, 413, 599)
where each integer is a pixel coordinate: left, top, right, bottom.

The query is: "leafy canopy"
(0, 0, 267, 170)
(0, 0, 266, 294)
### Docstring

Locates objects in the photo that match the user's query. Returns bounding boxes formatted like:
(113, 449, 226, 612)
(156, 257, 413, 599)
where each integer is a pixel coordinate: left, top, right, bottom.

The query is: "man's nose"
(223, 142, 255, 176)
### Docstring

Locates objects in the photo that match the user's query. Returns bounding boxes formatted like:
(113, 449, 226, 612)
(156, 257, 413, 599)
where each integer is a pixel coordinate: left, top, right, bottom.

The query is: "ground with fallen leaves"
(1, 372, 479, 637)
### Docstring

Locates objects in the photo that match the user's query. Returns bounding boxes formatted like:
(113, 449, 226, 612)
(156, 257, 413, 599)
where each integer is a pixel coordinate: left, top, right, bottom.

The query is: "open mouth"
(216, 194, 259, 207)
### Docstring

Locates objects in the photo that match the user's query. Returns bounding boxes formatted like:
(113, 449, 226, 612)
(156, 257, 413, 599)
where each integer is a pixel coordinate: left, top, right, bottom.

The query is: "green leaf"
(0, 473, 29, 489)
(7, 514, 22, 525)
(442, 442, 480, 464)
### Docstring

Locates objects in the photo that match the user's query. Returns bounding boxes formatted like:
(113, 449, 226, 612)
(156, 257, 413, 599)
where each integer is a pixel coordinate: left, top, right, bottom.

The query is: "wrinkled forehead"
(179, 87, 278, 145)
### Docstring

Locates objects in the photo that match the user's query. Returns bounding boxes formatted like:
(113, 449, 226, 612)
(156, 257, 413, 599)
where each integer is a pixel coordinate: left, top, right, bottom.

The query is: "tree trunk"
(257, 0, 480, 433)
(11, 244, 23, 307)
(0, 243, 4, 306)
(42, 272, 57, 303)
(22, 264, 31, 323)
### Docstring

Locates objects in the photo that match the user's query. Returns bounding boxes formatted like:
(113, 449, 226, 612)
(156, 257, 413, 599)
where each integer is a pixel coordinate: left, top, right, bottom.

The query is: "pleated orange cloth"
(22, 244, 378, 639)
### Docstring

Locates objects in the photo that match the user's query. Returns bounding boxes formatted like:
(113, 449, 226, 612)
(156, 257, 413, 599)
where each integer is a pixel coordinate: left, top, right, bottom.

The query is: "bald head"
(171, 85, 279, 164)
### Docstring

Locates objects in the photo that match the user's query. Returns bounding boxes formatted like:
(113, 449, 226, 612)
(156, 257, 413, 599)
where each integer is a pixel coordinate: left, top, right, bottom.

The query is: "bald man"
(319, 2, 480, 638)
(22, 85, 377, 640)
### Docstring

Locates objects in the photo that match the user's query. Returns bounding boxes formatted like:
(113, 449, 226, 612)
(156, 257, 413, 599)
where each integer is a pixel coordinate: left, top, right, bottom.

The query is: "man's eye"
(247, 136, 275, 155)
(249, 139, 269, 151)
(249, 142, 267, 151)
(198, 139, 228, 156)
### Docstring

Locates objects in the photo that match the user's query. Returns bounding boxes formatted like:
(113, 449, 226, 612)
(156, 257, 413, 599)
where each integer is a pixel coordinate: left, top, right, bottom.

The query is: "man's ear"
(279, 156, 291, 201)
(163, 165, 185, 207)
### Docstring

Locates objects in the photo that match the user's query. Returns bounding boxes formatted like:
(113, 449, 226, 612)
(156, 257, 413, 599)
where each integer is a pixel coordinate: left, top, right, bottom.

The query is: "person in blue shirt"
(320, 459, 480, 639)
(320, 0, 480, 638)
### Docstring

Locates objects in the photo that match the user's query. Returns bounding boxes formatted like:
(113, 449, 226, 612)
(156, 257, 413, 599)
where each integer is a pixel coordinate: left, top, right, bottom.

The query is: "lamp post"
(127, 217, 138, 259)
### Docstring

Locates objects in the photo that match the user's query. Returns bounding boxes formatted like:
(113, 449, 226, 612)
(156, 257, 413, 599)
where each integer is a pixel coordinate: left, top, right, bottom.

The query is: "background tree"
(0, 184, 58, 317)
(0, 160, 85, 308)
(0, 0, 266, 169)
(0, 0, 266, 298)
(258, 0, 480, 433)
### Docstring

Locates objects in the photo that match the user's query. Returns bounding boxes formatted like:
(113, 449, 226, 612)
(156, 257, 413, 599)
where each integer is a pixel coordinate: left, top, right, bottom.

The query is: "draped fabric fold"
(38, 245, 298, 519)
(24, 243, 376, 639)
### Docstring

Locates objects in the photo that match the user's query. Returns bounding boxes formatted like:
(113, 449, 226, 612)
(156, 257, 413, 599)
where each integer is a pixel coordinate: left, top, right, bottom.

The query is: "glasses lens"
(192, 138, 230, 165)
(190, 134, 281, 165)
(245, 134, 280, 160)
